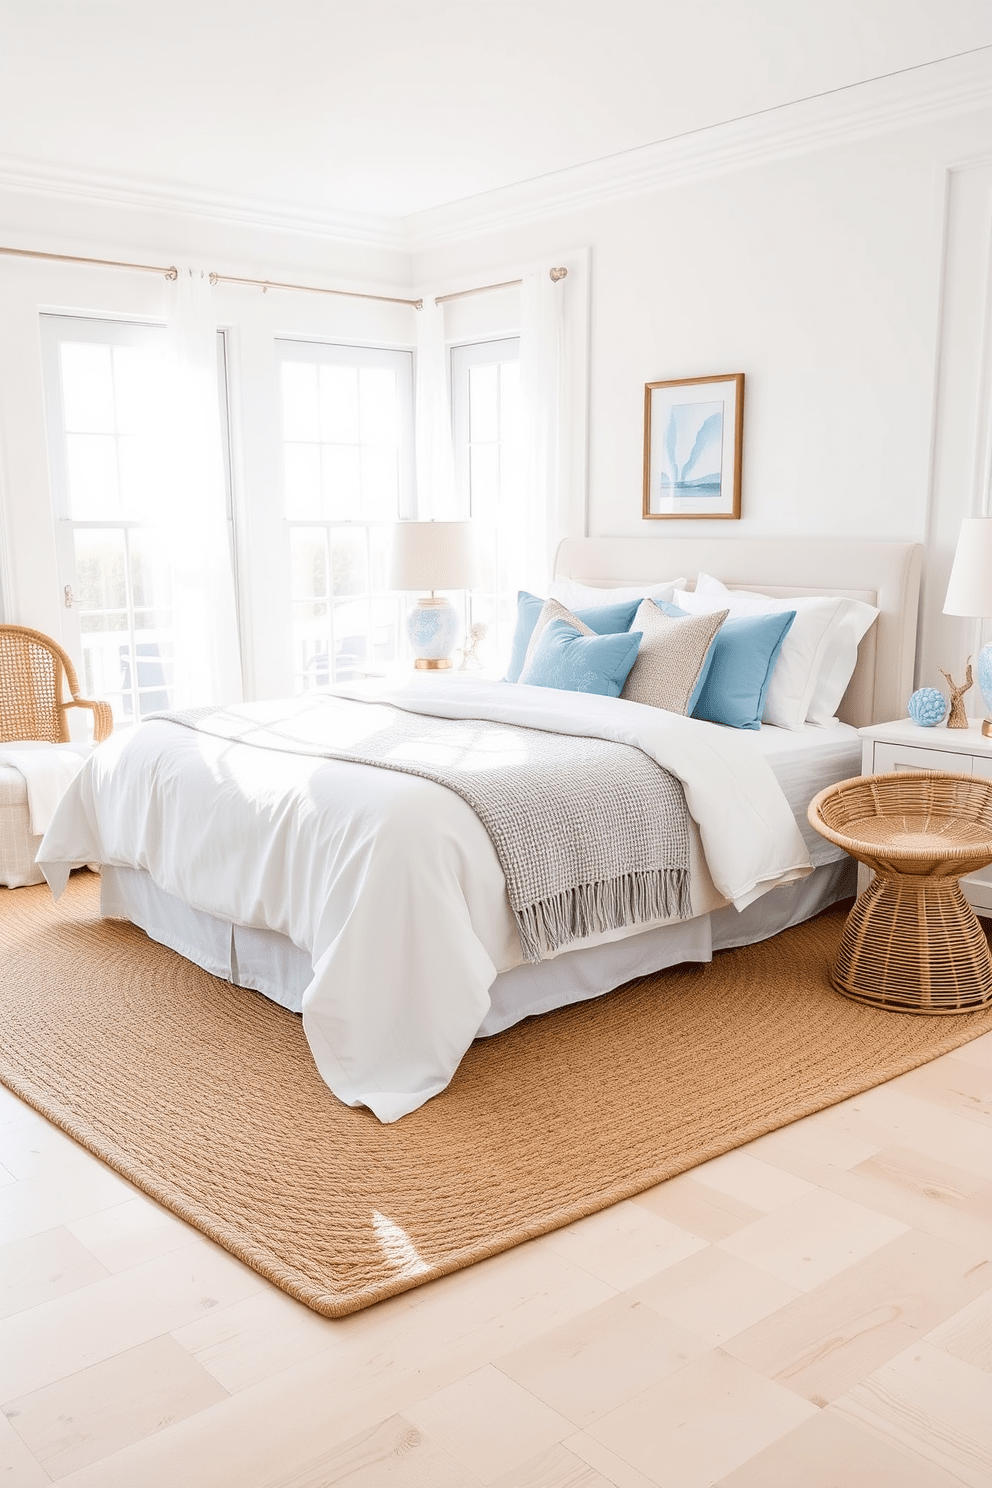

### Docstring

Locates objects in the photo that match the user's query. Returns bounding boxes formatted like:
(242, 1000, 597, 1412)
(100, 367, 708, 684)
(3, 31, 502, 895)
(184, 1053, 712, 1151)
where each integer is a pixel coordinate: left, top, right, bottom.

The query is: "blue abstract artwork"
(658, 400, 724, 500)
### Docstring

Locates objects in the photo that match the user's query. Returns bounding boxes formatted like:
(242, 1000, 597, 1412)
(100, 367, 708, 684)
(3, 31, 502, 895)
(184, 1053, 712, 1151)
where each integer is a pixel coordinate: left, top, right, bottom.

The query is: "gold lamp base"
(983, 718, 992, 738)
(414, 657, 452, 671)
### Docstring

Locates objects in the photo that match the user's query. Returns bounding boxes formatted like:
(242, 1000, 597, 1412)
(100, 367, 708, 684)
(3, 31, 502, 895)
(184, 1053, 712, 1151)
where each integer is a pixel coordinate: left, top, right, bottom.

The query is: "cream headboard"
(554, 536, 923, 728)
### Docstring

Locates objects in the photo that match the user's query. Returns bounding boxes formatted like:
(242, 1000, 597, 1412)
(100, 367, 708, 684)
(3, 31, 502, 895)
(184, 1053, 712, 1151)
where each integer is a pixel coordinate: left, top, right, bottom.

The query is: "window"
(41, 316, 234, 725)
(450, 338, 521, 664)
(278, 340, 415, 690)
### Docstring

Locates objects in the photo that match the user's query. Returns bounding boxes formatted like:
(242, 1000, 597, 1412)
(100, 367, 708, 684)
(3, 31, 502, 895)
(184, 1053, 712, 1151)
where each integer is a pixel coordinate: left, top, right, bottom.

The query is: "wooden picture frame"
(643, 373, 744, 520)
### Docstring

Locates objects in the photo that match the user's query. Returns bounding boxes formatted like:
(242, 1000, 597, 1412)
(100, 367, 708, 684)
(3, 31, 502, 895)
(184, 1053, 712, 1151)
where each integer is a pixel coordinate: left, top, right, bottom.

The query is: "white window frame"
(40, 313, 236, 721)
(276, 337, 415, 689)
(450, 335, 521, 664)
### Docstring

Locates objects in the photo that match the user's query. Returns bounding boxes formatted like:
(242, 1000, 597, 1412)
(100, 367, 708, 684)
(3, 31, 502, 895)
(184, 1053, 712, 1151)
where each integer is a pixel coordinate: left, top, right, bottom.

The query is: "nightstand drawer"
(871, 741, 970, 775)
(964, 868, 992, 912)
(972, 754, 992, 781)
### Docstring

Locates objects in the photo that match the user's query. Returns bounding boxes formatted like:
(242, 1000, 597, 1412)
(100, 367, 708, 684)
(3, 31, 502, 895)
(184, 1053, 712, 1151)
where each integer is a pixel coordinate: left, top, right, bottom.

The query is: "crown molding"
(0, 49, 989, 259)
(403, 48, 992, 252)
(0, 155, 405, 252)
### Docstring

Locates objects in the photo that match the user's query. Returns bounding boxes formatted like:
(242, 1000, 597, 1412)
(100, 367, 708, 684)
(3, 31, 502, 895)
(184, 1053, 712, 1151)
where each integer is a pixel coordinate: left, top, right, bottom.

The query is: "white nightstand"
(858, 717, 992, 916)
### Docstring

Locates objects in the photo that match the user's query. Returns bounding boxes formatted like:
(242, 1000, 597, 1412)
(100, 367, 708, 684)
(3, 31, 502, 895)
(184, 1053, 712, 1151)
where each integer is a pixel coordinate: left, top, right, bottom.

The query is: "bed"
(37, 535, 922, 1121)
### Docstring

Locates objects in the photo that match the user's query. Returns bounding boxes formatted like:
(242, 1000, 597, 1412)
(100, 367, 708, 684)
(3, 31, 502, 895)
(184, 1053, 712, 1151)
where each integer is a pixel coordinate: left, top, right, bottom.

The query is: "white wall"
(415, 105, 992, 692)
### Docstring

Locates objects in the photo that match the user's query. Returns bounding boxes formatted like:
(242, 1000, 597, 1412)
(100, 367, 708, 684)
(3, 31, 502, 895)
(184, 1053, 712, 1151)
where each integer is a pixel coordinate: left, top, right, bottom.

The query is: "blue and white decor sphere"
(907, 688, 947, 727)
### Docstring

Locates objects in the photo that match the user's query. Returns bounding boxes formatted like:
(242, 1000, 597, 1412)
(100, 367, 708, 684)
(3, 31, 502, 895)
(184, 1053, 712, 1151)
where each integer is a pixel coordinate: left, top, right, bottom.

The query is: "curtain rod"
(0, 245, 178, 278)
(0, 246, 422, 309)
(1, 244, 568, 311)
(208, 271, 422, 309)
(435, 266, 567, 306)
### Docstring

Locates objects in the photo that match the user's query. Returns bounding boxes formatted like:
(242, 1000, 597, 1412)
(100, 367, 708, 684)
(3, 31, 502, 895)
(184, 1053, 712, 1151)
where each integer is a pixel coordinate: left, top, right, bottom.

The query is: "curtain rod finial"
(165, 266, 178, 281)
(550, 266, 568, 283)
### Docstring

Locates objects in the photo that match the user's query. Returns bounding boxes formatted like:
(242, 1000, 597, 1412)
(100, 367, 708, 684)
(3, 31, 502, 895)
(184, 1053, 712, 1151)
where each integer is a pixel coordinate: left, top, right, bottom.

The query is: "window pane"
(469, 363, 498, 444)
(499, 361, 521, 445)
(370, 595, 400, 667)
(319, 365, 359, 444)
(360, 446, 398, 520)
(283, 443, 321, 519)
(292, 602, 331, 693)
(129, 527, 172, 613)
(74, 528, 127, 615)
(60, 343, 115, 434)
(290, 528, 328, 600)
(368, 524, 394, 591)
(330, 526, 368, 598)
(133, 636, 173, 716)
(113, 345, 164, 435)
(322, 445, 361, 520)
(469, 444, 500, 521)
(281, 362, 320, 442)
(79, 632, 128, 719)
(65, 434, 120, 520)
(359, 366, 397, 446)
(117, 434, 162, 521)
(332, 598, 369, 680)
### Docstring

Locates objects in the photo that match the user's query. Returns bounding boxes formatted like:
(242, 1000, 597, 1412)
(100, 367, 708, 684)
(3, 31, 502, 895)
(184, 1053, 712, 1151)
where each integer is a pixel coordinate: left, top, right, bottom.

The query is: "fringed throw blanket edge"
(516, 869, 693, 963)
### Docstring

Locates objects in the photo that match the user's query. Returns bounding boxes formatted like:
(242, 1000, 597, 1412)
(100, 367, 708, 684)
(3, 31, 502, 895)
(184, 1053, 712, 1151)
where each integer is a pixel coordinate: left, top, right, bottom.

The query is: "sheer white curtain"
(415, 296, 458, 519)
(163, 266, 243, 708)
(514, 267, 566, 595)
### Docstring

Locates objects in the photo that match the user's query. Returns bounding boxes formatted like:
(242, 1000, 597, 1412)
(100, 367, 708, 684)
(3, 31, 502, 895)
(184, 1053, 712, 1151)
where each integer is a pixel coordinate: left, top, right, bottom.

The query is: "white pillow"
(676, 573, 876, 730)
(549, 576, 686, 610)
(804, 603, 879, 725)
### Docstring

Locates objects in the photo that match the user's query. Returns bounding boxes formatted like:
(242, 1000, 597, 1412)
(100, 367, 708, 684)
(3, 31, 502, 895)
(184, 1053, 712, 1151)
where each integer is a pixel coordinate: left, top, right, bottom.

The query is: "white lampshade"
(388, 520, 478, 593)
(944, 517, 992, 618)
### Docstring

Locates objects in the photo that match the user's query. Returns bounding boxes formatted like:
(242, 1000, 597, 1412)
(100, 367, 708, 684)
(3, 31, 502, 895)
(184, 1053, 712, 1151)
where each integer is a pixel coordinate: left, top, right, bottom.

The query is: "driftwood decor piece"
(940, 660, 973, 730)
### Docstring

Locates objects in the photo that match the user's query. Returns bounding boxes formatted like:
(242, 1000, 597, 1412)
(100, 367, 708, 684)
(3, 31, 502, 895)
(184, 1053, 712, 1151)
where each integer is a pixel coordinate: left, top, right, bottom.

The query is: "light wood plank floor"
(2, 1032, 990, 1487)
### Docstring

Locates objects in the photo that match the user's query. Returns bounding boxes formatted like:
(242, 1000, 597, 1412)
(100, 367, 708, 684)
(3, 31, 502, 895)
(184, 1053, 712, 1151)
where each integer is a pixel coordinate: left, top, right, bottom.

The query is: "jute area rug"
(2, 873, 990, 1317)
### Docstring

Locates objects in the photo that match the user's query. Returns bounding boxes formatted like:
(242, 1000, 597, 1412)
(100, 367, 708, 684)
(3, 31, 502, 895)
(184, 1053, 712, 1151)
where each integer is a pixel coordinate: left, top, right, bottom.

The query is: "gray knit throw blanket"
(154, 695, 691, 964)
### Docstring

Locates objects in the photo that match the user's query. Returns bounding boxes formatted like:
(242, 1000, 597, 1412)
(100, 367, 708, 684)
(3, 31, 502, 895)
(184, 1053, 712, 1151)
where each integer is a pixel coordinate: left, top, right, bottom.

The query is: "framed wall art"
(643, 372, 744, 520)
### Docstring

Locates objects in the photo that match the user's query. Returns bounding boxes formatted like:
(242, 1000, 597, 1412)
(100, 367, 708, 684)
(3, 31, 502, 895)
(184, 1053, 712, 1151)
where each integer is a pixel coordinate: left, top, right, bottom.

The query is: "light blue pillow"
(656, 601, 795, 729)
(505, 591, 641, 683)
(520, 620, 642, 697)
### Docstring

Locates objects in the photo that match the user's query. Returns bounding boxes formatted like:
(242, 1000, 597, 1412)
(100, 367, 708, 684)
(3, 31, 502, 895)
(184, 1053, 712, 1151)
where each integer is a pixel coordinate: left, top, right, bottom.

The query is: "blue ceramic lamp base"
(406, 596, 460, 670)
(979, 639, 992, 737)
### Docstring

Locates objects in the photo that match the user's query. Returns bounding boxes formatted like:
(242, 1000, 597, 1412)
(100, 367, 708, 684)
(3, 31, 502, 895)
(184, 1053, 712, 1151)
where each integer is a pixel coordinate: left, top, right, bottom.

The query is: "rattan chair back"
(0, 625, 113, 744)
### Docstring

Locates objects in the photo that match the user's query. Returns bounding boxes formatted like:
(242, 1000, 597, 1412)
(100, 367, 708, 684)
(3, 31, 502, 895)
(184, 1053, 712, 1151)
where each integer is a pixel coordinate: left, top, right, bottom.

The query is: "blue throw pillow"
(505, 592, 641, 683)
(520, 620, 642, 697)
(656, 601, 795, 729)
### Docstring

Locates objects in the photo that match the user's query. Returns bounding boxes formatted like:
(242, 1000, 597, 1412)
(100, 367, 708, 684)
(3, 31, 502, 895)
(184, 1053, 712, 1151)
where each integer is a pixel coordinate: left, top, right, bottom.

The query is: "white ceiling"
(1, 0, 990, 227)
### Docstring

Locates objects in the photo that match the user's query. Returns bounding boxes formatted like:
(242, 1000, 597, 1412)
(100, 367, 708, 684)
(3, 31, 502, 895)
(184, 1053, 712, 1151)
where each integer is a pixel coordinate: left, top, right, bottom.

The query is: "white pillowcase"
(676, 573, 878, 730)
(549, 576, 686, 610)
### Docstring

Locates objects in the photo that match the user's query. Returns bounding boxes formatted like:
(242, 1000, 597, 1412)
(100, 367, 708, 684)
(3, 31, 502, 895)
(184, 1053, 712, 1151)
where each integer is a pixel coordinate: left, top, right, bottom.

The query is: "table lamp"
(389, 520, 478, 670)
(943, 516, 992, 737)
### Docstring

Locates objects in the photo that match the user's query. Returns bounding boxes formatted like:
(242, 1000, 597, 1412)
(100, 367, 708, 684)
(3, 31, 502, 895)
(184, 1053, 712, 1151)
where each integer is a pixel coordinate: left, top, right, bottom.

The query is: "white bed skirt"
(101, 858, 856, 1039)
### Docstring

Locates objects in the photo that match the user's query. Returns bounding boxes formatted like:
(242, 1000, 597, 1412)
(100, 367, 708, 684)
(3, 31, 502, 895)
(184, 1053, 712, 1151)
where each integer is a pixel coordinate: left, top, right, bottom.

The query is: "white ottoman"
(0, 764, 44, 887)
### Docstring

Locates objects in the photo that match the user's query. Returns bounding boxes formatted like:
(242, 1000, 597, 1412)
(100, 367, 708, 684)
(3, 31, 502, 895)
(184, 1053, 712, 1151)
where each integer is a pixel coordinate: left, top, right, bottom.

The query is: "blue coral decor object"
(907, 688, 947, 727)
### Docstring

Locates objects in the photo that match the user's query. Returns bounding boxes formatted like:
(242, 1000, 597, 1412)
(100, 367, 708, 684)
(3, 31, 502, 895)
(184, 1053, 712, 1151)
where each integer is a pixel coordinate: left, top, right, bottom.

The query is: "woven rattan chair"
(0, 625, 112, 744)
(808, 770, 992, 1014)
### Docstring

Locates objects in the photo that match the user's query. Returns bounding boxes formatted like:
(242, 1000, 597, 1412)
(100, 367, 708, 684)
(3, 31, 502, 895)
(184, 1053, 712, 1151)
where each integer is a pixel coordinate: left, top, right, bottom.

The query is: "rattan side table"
(808, 770, 992, 1014)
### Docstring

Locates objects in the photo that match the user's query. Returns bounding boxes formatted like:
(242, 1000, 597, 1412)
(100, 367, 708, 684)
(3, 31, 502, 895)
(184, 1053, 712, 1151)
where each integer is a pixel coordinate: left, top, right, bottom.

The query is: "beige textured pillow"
(621, 600, 728, 713)
(520, 598, 594, 674)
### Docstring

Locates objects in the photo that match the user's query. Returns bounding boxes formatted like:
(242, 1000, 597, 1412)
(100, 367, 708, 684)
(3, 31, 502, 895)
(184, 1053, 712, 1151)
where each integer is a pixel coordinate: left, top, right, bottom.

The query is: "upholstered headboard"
(553, 537, 923, 728)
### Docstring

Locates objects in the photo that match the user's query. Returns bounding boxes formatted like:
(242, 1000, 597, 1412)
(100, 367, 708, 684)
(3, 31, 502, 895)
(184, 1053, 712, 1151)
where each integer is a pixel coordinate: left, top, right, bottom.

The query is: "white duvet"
(38, 678, 811, 1121)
